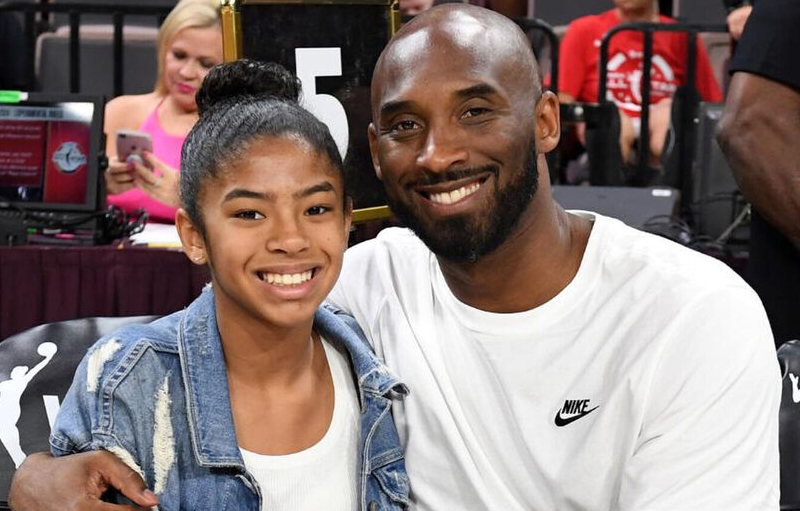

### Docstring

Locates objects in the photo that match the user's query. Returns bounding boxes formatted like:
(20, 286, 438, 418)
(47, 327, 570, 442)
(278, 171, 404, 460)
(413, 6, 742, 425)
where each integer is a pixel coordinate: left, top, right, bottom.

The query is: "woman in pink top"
(104, 0, 223, 223)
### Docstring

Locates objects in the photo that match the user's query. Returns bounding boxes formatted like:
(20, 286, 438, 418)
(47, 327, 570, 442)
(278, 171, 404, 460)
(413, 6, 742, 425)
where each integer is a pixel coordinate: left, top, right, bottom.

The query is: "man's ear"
(367, 123, 383, 181)
(176, 209, 207, 265)
(535, 91, 561, 154)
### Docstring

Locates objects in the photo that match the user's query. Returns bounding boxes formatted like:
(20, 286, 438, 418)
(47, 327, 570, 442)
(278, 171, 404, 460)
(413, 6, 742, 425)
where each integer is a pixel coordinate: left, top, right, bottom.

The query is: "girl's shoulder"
(104, 92, 162, 132)
(83, 312, 183, 387)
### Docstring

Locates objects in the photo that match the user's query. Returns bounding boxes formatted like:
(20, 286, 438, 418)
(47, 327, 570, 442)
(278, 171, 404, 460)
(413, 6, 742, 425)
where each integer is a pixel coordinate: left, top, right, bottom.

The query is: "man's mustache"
(407, 164, 500, 188)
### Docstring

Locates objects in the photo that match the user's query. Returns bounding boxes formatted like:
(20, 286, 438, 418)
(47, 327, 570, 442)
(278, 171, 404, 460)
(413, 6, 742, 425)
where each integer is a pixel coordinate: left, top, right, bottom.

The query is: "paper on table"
(129, 222, 182, 248)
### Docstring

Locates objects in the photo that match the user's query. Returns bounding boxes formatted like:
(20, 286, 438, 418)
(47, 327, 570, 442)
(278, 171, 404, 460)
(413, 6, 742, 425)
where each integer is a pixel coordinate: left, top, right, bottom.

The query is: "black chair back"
(778, 340, 800, 511)
(0, 315, 157, 504)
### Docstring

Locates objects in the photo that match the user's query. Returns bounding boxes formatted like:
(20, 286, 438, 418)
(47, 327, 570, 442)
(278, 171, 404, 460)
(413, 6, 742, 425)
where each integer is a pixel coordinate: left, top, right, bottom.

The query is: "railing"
(512, 16, 560, 95)
(0, 1, 173, 96)
(598, 22, 728, 178)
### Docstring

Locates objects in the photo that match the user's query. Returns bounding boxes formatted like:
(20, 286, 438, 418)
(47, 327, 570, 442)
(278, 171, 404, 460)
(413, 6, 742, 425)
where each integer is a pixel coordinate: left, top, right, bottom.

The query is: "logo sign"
(51, 141, 87, 174)
(554, 399, 599, 427)
(0, 342, 59, 469)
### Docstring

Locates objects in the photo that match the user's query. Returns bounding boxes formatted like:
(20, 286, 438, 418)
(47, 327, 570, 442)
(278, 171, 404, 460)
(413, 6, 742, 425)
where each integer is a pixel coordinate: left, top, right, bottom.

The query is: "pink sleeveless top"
(106, 100, 185, 223)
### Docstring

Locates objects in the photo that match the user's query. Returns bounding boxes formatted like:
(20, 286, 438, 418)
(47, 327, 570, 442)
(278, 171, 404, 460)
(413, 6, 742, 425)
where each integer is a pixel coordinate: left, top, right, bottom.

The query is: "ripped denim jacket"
(50, 287, 409, 511)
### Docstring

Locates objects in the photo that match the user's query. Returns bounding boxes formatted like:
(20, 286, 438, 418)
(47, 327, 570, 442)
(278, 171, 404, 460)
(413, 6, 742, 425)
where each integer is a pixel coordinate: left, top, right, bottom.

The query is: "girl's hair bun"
(195, 59, 302, 116)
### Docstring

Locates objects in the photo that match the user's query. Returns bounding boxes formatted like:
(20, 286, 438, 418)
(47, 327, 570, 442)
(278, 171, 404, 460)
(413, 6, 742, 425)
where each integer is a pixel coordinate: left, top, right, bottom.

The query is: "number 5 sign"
(295, 48, 349, 160)
(220, 0, 400, 220)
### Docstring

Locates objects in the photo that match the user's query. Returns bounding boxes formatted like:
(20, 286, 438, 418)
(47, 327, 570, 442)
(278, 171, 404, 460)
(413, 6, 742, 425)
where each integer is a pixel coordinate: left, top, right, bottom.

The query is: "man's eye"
(306, 205, 331, 216)
(391, 119, 420, 132)
(462, 107, 489, 119)
(235, 210, 264, 220)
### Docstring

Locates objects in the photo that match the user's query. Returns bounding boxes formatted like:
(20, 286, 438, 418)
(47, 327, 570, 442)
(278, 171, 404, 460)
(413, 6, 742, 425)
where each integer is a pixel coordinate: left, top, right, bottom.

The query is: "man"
(558, 0, 722, 167)
(9, 5, 779, 510)
(717, 0, 800, 348)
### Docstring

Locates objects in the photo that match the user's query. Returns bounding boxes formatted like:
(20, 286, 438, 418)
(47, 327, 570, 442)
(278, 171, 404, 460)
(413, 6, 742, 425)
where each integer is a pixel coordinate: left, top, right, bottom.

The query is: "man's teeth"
(259, 270, 313, 286)
(429, 182, 481, 205)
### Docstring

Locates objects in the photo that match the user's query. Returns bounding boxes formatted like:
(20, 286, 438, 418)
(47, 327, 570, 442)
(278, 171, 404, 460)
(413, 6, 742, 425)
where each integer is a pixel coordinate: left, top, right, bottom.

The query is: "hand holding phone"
(115, 129, 153, 168)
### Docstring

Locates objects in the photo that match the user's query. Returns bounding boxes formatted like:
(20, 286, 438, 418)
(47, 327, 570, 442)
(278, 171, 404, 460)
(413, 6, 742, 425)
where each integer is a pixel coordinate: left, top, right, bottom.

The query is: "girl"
(50, 60, 409, 511)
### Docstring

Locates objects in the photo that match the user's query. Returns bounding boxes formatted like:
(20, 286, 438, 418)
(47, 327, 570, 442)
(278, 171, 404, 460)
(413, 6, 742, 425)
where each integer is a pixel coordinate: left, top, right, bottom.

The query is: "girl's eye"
(200, 59, 216, 69)
(172, 50, 187, 60)
(306, 205, 331, 216)
(235, 210, 264, 220)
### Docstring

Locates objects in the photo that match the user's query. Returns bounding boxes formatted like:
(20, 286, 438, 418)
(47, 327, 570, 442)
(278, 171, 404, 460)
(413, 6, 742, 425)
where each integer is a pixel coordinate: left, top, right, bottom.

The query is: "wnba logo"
(0, 342, 58, 468)
(52, 142, 87, 174)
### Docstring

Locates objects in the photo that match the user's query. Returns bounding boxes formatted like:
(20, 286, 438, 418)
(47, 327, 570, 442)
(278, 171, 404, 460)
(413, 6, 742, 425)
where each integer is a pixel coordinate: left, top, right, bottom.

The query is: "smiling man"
(327, 5, 779, 510)
(8, 5, 780, 511)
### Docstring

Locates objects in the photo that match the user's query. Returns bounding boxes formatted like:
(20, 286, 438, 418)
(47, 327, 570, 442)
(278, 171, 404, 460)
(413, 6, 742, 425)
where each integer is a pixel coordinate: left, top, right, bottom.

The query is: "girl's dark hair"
(180, 59, 345, 230)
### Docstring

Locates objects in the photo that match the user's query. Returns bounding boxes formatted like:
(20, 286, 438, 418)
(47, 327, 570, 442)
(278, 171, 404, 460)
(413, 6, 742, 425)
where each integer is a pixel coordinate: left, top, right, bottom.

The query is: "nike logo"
(554, 399, 599, 427)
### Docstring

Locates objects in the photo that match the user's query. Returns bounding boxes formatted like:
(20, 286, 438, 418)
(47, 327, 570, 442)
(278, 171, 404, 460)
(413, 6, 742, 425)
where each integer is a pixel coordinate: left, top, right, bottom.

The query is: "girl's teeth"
(264, 270, 313, 286)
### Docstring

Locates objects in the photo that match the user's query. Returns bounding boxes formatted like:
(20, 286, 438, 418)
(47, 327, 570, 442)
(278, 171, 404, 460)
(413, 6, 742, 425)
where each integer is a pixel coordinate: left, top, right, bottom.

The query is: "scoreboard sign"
(220, 0, 399, 222)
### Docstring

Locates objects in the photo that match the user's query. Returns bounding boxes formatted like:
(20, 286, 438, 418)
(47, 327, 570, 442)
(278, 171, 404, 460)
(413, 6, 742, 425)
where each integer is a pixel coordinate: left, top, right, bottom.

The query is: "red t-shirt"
(558, 9, 723, 118)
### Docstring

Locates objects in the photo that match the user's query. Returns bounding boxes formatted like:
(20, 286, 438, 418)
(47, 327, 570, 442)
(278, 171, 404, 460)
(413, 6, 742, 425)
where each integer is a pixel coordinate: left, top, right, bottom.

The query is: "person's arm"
(726, 5, 753, 40)
(717, 71, 800, 250)
(103, 94, 158, 196)
(620, 285, 780, 509)
(130, 151, 181, 208)
(8, 451, 158, 511)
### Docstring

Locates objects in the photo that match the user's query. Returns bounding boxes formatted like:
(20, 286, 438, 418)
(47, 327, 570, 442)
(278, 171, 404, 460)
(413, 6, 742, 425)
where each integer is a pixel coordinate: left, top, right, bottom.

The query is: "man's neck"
(616, 5, 659, 23)
(436, 185, 592, 314)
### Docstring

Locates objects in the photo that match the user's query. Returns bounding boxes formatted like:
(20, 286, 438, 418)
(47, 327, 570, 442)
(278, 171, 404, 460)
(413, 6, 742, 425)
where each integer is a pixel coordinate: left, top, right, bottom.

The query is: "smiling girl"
(50, 60, 409, 511)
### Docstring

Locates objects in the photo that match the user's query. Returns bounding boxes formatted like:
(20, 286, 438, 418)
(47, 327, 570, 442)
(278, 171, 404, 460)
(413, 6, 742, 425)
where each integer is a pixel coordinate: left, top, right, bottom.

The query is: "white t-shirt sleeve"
(326, 238, 391, 349)
(327, 242, 371, 315)
(619, 285, 780, 511)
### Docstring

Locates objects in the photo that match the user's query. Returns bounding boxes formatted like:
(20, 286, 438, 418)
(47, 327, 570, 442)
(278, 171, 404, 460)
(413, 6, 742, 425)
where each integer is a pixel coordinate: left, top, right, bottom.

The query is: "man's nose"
(416, 122, 469, 173)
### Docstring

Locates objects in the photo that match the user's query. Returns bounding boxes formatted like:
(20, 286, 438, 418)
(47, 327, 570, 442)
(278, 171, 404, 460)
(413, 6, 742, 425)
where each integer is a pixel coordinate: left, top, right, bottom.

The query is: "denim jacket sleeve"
(49, 332, 155, 487)
(50, 335, 122, 456)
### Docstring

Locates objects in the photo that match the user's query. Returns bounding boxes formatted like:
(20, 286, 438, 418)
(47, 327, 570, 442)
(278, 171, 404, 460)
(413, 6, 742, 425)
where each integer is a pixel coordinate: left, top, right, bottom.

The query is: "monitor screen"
(0, 94, 103, 212)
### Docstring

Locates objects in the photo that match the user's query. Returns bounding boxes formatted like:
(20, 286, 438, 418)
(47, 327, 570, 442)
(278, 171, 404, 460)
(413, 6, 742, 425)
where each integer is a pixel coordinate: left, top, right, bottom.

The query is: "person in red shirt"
(559, 0, 722, 167)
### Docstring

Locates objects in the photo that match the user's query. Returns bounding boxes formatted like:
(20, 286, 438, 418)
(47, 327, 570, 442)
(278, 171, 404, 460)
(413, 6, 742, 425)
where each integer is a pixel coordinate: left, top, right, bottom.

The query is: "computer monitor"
(0, 92, 104, 214)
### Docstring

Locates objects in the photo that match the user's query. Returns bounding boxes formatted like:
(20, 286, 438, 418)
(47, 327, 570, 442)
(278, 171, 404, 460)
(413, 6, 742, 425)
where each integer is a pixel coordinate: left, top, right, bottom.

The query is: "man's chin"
(394, 207, 489, 262)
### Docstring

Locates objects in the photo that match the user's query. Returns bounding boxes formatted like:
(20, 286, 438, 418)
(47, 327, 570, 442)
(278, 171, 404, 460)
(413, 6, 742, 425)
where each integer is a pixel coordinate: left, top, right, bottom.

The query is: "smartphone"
(116, 129, 153, 167)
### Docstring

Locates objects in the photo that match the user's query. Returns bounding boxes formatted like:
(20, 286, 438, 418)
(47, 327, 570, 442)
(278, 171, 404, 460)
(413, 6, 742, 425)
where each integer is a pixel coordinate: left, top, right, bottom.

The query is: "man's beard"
(387, 142, 539, 263)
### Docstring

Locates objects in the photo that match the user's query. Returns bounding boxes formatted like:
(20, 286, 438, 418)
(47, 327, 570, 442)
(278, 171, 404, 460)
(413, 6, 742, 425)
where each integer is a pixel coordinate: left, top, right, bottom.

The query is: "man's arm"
(620, 286, 780, 509)
(717, 71, 800, 251)
(8, 451, 158, 511)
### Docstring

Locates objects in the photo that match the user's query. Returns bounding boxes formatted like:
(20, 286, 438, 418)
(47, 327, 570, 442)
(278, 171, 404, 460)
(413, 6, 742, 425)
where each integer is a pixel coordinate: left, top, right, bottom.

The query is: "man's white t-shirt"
(327, 212, 780, 511)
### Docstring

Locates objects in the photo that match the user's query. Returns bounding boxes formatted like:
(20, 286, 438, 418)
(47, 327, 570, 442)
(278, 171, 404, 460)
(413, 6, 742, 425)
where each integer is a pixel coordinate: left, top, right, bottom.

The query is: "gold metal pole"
(220, 0, 243, 61)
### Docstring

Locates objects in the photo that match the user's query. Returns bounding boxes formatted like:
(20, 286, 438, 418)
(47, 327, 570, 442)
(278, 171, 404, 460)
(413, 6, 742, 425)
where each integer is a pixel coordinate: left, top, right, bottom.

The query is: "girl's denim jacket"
(50, 287, 410, 510)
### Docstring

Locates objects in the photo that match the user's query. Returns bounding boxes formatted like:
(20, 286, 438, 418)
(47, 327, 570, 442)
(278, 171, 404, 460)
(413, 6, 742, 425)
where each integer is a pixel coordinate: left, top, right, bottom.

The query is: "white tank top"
(239, 337, 360, 511)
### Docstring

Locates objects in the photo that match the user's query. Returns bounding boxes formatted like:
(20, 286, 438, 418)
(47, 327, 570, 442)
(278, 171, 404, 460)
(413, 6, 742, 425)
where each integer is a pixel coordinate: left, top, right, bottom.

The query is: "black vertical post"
(680, 30, 699, 218)
(69, 10, 80, 93)
(24, 9, 36, 90)
(113, 12, 124, 97)
(639, 29, 653, 175)
(549, 28, 559, 96)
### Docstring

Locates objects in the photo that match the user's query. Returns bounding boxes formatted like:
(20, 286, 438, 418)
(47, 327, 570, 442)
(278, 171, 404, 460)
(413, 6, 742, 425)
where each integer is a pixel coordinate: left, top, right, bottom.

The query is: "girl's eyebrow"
(294, 181, 335, 199)
(222, 181, 336, 203)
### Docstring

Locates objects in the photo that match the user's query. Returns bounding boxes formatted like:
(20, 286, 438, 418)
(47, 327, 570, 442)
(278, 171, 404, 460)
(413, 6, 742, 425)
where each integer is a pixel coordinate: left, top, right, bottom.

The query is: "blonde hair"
(154, 0, 221, 95)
